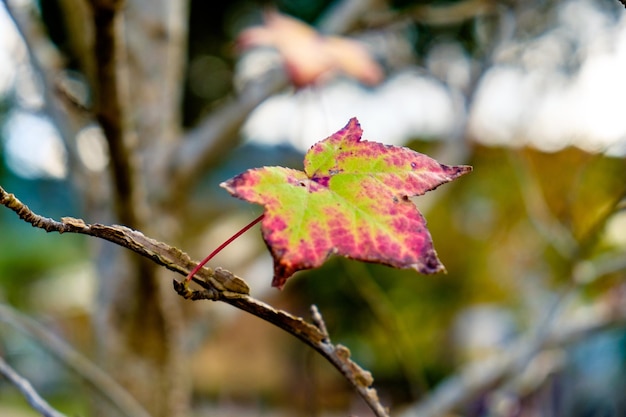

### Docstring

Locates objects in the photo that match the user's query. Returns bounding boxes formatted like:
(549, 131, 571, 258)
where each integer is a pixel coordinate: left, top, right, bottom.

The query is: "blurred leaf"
(237, 11, 384, 86)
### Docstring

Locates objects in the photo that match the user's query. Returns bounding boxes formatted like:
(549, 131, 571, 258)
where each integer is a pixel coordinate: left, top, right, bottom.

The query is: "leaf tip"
(271, 272, 289, 290)
(335, 117, 363, 143)
(414, 248, 447, 275)
(446, 164, 473, 179)
(271, 257, 305, 289)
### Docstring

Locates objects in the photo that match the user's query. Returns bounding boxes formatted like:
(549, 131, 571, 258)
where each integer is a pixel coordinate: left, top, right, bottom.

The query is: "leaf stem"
(185, 213, 265, 281)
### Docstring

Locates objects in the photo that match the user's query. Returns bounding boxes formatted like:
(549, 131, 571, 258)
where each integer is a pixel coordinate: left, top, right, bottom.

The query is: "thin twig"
(0, 355, 68, 417)
(0, 186, 389, 417)
(310, 304, 330, 341)
(0, 303, 153, 417)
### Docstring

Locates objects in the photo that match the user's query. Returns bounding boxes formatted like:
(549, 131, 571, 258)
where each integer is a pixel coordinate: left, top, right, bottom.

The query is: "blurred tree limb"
(9, 0, 191, 414)
(0, 303, 152, 417)
(0, 355, 67, 417)
(163, 67, 288, 204)
(0, 185, 390, 417)
(400, 281, 626, 417)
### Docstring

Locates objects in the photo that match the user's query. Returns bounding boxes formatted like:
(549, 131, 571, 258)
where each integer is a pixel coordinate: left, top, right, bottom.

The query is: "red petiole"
(185, 213, 265, 282)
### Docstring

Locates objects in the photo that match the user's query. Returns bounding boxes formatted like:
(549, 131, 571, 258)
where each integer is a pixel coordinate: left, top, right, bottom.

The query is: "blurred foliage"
(283, 143, 626, 407)
(0, 177, 87, 308)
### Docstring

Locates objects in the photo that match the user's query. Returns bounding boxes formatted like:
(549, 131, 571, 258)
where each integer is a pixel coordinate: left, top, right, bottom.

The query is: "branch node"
(172, 280, 218, 301)
(213, 267, 250, 295)
(334, 344, 375, 388)
(310, 304, 330, 341)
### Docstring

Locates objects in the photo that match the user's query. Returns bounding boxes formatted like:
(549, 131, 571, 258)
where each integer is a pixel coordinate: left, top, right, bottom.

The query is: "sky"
(0, 0, 625, 180)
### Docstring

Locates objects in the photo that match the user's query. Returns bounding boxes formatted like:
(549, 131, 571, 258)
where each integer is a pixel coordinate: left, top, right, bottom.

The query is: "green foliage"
(0, 225, 87, 307)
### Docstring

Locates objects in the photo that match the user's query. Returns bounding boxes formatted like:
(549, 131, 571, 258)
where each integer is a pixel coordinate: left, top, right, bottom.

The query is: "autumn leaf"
(221, 118, 472, 288)
(237, 11, 383, 87)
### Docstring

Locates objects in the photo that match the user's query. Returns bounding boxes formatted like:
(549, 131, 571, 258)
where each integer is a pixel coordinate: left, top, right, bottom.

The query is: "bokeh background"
(0, 0, 625, 416)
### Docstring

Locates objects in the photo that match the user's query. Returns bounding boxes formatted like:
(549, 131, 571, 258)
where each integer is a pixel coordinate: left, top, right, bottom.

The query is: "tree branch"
(0, 185, 389, 417)
(163, 67, 288, 204)
(90, 0, 141, 227)
(0, 303, 153, 417)
(0, 355, 67, 417)
(175, 279, 387, 416)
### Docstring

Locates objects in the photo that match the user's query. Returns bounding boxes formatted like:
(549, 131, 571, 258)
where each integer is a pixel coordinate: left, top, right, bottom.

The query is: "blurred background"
(0, 0, 625, 416)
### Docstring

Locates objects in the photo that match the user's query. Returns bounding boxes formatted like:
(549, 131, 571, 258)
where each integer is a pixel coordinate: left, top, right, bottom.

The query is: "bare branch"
(0, 186, 243, 293)
(0, 185, 389, 417)
(0, 303, 153, 417)
(177, 283, 388, 417)
(310, 304, 330, 341)
(164, 67, 287, 203)
(0, 355, 67, 417)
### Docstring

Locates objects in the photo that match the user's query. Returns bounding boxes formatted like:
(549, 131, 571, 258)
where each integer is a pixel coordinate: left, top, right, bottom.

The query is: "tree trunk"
(73, 1, 191, 416)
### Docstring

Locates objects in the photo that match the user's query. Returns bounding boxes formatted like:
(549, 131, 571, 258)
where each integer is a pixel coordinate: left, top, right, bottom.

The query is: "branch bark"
(0, 185, 390, 417)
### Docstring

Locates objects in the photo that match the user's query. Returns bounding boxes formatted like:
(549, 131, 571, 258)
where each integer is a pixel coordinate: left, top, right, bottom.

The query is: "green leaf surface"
(221, 118, 472, 288)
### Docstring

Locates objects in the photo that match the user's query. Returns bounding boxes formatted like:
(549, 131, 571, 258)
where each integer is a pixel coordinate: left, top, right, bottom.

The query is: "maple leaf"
(221, 118, 472, 289)
(237, 11, 383, 87)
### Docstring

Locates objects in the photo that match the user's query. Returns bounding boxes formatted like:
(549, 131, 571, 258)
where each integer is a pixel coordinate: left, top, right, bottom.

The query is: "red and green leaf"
(221, 118, 472, 288)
